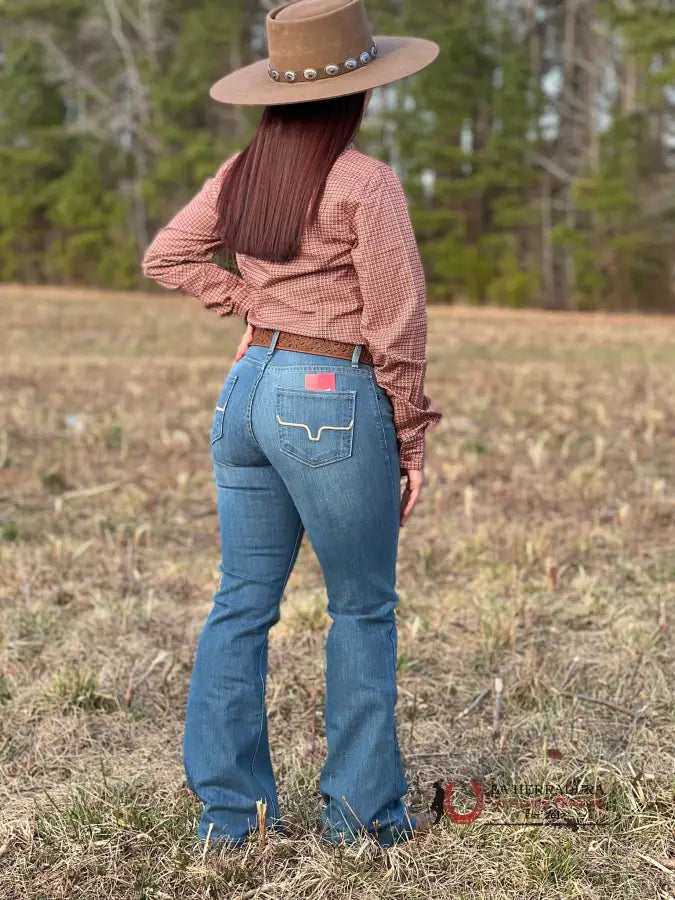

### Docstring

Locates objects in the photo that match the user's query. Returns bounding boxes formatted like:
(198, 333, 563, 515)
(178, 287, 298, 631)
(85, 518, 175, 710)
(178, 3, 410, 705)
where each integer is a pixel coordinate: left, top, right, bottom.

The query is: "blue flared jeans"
(183, 329, 416, 847)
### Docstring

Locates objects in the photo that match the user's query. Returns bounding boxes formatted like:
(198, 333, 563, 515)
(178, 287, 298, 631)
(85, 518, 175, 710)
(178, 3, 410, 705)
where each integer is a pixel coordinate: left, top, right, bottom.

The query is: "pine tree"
(0, 34, 73, 281)
(387, 0, 542, 305)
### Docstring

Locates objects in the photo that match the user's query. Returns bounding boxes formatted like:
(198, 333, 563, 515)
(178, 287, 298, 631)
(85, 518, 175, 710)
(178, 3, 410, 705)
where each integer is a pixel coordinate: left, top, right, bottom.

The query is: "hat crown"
(276, 0, 355, 21)
(267, 0, 373, 75)
(209, 0, 440, 106)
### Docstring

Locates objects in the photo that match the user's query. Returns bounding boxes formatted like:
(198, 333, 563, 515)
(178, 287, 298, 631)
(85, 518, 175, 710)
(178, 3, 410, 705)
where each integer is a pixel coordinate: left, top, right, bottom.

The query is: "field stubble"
(0, 289, 674, 899)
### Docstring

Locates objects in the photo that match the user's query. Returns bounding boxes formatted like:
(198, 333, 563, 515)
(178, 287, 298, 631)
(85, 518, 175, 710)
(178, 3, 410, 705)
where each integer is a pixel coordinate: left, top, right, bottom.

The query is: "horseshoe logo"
(443, 781, 485, 824)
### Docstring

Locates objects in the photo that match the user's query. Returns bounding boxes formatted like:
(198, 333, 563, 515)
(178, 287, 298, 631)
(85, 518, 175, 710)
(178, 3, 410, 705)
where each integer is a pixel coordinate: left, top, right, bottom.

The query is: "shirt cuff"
(398, 440, 425, 473)
(228, 281, 252, 320)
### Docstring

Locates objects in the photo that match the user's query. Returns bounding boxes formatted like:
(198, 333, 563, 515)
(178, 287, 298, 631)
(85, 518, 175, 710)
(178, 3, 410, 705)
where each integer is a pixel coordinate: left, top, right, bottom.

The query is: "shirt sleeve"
(351, 164, 442, 472)
(141, 155, 251, 321)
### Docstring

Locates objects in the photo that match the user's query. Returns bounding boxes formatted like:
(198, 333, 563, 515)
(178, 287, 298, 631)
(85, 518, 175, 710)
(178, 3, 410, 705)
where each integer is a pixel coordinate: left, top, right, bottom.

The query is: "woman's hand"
(398, 398, 440, 526)
(400, 469, 424, 527)
(233, 322, 254, 363)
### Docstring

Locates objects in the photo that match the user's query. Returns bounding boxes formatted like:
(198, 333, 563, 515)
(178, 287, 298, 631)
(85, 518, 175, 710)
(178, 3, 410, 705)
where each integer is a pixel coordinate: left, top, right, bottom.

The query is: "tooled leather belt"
(249, 325, 374, 367)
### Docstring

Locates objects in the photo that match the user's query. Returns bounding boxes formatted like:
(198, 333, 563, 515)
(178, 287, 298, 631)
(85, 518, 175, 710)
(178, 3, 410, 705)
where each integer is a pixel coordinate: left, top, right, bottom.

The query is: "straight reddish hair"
(215, 92, 367, 264)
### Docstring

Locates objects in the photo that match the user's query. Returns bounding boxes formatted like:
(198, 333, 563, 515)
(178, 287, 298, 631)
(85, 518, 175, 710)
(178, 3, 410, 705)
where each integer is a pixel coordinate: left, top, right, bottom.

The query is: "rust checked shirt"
(142, 142, 442, 470)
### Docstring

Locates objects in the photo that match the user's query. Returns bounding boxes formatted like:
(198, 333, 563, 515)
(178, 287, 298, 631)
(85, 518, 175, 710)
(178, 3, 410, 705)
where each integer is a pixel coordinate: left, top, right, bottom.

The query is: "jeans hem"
(197, 820, 287, 848)
(320, 813, 416, 847)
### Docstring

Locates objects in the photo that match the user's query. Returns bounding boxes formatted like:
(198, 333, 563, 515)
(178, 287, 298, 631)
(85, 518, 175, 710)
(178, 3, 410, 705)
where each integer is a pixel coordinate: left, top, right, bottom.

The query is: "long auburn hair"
(215, 92, 367, 264)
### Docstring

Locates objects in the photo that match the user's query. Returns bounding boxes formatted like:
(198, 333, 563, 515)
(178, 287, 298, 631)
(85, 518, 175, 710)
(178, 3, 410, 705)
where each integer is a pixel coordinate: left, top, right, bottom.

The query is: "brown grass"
(0, 288, 674, 899)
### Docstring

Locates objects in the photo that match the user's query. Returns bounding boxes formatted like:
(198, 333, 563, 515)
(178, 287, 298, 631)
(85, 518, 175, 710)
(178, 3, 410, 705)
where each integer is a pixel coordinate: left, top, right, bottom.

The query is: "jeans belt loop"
(351, 344, 363, 368)
(267, 329, 280, 357)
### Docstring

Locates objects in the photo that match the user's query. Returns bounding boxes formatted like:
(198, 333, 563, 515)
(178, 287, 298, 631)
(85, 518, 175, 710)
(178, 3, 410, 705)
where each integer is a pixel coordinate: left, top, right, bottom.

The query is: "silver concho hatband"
(268, 42, 378, 84)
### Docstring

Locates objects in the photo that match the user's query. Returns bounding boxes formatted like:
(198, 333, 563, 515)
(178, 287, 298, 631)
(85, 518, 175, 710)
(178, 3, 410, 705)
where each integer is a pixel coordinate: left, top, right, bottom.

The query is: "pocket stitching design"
(275, 387, 356, 467)
(275, 414, 354, 442)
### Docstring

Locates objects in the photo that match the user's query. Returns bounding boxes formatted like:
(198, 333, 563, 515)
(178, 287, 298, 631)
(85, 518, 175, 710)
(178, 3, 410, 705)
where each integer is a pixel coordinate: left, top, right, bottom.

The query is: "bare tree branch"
(101, 0, 150, 125)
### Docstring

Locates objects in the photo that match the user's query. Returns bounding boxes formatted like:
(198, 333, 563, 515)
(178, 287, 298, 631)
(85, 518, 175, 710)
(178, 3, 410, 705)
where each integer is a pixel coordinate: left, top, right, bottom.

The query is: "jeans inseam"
(249, 518, 304, 822)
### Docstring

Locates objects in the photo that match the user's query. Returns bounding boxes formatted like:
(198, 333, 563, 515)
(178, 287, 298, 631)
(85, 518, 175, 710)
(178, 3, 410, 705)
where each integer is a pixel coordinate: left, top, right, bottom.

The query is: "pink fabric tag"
(305, 372, 336, 391)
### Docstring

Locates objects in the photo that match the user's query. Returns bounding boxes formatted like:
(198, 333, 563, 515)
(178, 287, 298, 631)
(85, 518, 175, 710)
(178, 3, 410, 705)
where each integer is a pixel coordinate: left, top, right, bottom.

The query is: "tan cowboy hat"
(209, 0, 440, 106)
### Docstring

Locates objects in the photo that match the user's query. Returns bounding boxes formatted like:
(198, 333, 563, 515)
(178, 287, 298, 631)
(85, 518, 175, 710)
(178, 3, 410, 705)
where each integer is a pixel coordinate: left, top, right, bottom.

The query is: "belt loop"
(268, 329, 281, 357)
(258, 328, 281, 375)
(351, 343, 363, 368)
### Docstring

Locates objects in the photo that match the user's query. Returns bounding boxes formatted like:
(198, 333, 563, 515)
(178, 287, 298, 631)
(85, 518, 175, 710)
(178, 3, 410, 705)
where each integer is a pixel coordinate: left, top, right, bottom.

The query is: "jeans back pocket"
(211, 374, 239, 445)
(275, 386, 356, 467)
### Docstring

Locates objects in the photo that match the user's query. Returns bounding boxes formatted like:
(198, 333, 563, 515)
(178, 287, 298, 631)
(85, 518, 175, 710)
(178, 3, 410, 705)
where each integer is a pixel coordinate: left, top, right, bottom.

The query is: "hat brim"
(209, 35, 439, 106)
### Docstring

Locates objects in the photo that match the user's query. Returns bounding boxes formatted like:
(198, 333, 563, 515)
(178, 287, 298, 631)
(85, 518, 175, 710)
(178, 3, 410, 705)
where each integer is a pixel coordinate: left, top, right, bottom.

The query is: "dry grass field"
(1, 287, 674, 899)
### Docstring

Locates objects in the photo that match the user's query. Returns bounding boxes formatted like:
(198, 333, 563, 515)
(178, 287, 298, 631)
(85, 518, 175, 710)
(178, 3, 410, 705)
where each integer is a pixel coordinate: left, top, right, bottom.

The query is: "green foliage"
(553, 116, 672, 311)
(44, 145, 140, 287)
(47, 667, 120, 713)
(389, 0, 544, 305)
(0, 0, 673, 310)
(0, 38, 71, 281)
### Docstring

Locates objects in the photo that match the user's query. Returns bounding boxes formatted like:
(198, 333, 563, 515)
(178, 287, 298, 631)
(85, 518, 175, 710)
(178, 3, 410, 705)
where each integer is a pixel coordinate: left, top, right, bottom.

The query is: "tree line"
(1, 0, 674, 311)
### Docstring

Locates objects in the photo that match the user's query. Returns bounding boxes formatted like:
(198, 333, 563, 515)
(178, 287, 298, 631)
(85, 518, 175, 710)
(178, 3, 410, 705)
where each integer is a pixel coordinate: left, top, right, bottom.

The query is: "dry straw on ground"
(0, 289, 674, 899)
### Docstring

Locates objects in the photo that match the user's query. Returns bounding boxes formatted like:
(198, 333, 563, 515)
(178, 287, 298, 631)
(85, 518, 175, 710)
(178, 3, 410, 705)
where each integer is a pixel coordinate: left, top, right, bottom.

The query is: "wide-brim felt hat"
(209, 0, 440, 106)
